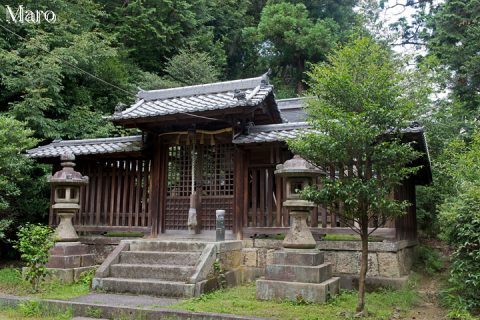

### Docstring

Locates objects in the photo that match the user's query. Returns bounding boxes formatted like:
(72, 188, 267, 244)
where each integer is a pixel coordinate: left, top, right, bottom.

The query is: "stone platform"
(256, 250, 340, 303)
(46, 242, 96, 283)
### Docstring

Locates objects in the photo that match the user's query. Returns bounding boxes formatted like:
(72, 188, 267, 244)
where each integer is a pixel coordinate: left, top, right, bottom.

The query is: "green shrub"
(77, 268, 96, 288)
(13, 223, 55, 292)
(440, 188, 480, 315)
(412, 244, 444, 276)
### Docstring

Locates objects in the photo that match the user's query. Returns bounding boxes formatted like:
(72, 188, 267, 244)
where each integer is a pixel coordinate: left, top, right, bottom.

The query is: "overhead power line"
(0, 19, 222, 122)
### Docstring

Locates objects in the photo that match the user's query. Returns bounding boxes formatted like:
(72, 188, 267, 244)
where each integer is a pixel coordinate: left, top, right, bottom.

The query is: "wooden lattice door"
(165, 143, 234, 230)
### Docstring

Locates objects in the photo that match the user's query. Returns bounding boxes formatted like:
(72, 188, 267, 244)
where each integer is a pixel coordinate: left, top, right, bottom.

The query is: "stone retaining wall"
(241, 239, 416, 289)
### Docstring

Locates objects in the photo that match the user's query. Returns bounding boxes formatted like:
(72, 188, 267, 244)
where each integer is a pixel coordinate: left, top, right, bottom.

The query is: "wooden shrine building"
(27, 74, 432, 241)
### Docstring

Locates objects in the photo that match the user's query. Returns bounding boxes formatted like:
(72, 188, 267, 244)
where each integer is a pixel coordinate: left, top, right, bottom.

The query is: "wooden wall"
(49, 159, 152, 234)
(239, 145, 418, 241)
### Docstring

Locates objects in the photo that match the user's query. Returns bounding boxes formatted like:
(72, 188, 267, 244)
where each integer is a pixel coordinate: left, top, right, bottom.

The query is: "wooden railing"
(49, 159, 152, 234)
(242, 162, 416, 240)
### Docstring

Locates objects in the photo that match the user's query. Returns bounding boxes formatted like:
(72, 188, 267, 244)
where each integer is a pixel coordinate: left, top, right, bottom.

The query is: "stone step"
(272, 250, 324, 266)
(110, 263, 195, 281)
(93, 277, 195, 298)
(120, 251, 201, 266)
(128, 241, 206, 252)
(256, 277, 340, 303)
(265, 262, 332, 284)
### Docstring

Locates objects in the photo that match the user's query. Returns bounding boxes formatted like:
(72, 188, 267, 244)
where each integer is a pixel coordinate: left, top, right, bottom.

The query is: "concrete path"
(70, 292, 181, 309)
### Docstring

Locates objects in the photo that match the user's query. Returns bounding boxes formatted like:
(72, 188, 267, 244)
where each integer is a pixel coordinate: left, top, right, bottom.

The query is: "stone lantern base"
(46, 242, 96, 283)
(256, 250, 340, 303)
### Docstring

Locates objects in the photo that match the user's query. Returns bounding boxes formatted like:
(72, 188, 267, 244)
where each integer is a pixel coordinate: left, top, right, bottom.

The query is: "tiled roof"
(26, 136, 143, 159)
(109, 74, 273, 121)
(233, 122, 312, 144)
(277, 97, 307, 123)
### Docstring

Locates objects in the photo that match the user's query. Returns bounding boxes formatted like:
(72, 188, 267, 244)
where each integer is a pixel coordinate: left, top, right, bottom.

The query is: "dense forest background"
(0, 0, 479, 313)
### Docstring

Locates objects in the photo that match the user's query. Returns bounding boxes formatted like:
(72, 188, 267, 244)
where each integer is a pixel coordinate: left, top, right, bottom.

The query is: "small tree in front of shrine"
(288, 37, 422, 314)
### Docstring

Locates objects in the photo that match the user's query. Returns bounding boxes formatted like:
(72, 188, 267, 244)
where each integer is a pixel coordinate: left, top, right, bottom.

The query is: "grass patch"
(167, 282, 418, 320)
(322, 234, 383, 242)
(252, 234, 285, 240)
(103, 231, 145, 237)
(0, 267, 89, 300)
(0, 302, 72, 320)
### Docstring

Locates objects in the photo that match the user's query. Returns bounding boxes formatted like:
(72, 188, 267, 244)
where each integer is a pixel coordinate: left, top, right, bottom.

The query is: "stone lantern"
(274, 155, 322, 249)
(46, 153, 95, 283)
(48, 153, 88, 242)
(257, 155, 339, 304)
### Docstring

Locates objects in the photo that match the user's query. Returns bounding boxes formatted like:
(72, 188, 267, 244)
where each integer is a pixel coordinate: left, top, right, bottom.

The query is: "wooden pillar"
(233, 147, 245, 239)
(150, 134, 164, 237)
(159, 145, 168, 234)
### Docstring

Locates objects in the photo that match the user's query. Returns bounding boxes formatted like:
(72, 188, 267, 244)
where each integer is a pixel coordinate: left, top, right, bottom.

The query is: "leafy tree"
(164, 50, 221, 86)
(250, 1, 340, 92)
(0, 0, 133, 140)
(439, 132, 480, 315)
(0, 116, 50, 259)
(0, 116, 37, 212)
(288, 37, 422, 313)
(426, 0, 480, 116)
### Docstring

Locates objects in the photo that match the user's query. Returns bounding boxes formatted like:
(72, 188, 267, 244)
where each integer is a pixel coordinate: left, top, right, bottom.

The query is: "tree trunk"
(296, 57, 305, 93)
(356, 214, 369, 313)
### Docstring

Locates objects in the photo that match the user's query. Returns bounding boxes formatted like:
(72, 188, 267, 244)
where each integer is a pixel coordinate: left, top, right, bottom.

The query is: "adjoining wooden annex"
(27, 73, 432, 241)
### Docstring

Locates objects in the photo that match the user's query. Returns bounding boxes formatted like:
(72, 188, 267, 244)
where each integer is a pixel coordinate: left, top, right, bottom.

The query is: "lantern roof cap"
(274, 155, 322, 177)
(48, 153, 89, 186)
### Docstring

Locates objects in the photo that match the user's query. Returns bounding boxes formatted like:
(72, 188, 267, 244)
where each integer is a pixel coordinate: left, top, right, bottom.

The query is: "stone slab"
(317, 240, 417, 252)
(47, 255, 81, 268)
(339, 275, 409, 291)
(50, 242, 89, 256)
(242, 248, 258, 267)
(272, 250, 324, 266)
(45, 266, 96, 283)
(47, 254, 95, 269)
(256, 277, 340, 303)
(253, 239, 283, 249)
(265, 263, 332, 284)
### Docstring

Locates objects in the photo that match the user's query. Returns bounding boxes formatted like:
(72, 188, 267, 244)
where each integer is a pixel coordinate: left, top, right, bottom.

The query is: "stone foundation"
(241, 238, 416, 290)
(46, 242, 97, 283)
(79, 236, 141, 264)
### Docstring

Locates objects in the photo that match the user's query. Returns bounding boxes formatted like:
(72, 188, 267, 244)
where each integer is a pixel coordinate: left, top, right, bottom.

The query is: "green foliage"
(322, 234, 383, 242)
(288, 36, 425, 312)
(440, 188, 480, 314)
(16, 300, 72, 320)
(85, 306, 103, 318)
(289, 36, 422, 227)
(103, 231, 144, 237)
(77, 268, 96, 288)
(412, 245, 444, 276)
(213, 259, 227, 289)
(164, 50, 221, 86)
(0, 116, 37, 211)
(426, 0, 480, 115)
(0, 116, 42, 246)
(0, 219, 12, 241)
(250, 1, 340, 91)
(13, 224, 55, 292)
(0, 267, 90, 300)
(436, 131, 480, 315)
